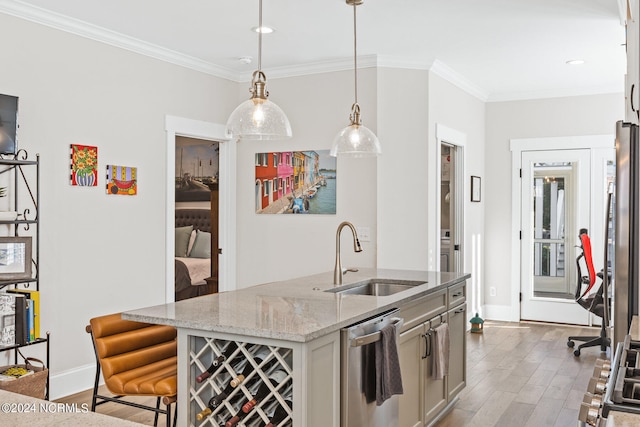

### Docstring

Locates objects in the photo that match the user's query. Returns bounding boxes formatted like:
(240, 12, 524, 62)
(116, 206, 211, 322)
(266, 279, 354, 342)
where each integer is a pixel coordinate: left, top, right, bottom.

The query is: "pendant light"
(226, 0, 292, 140)
(330, 0, 381, 157)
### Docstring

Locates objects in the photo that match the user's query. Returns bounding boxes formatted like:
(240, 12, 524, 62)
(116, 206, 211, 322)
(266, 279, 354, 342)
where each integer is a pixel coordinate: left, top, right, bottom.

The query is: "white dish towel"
(431, 322, 450, 380)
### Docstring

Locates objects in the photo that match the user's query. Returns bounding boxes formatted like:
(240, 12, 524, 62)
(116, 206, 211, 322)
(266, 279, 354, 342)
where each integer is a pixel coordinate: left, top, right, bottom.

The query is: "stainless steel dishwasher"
(341, 308, 404, 427)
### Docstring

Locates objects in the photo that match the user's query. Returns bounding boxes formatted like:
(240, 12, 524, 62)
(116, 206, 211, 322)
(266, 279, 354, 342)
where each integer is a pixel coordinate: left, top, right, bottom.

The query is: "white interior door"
(521, 149, 591, 324)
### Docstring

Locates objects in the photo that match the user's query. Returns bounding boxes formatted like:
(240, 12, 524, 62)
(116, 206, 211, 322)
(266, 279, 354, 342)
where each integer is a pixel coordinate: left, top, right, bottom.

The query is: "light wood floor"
(56, 385, 170, 426)
(56, 321, 605, 427)
(435, 320, 605, 427)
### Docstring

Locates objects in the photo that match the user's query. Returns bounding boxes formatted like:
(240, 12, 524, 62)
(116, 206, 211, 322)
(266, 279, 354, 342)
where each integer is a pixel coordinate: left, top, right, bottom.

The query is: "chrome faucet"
(334, 221, 363, 285)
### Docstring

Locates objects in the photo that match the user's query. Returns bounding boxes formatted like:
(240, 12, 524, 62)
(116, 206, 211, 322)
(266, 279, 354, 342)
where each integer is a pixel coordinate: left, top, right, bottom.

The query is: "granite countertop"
(124, 268, 469, 343)
(606, 411, 640, 426)
(0, 389, 143, 426)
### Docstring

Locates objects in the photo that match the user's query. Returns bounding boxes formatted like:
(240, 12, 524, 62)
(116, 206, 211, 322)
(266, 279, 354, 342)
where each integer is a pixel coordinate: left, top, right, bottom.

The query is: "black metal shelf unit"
(0, 150, 49, 400)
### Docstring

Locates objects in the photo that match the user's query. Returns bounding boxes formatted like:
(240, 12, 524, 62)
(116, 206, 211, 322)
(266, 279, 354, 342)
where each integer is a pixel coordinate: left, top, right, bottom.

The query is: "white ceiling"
(0, 0, 628, 101)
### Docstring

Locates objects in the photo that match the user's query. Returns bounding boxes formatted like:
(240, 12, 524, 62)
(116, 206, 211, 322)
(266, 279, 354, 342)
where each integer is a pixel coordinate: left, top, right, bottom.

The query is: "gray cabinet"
(447, 303, 466, 401)
(397, 281, 466, 427)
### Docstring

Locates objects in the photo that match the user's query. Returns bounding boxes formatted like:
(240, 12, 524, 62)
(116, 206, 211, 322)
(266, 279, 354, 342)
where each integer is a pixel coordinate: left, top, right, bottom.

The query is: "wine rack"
(189, 336, 294, 427)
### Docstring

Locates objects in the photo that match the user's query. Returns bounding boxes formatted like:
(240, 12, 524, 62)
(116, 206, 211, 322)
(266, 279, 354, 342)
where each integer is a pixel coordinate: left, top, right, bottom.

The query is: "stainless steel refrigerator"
(613, 120, 639, 345)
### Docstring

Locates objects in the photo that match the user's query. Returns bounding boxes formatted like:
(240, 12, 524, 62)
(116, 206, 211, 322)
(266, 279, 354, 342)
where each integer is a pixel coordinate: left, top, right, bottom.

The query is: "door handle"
(351, 317, 404, 347)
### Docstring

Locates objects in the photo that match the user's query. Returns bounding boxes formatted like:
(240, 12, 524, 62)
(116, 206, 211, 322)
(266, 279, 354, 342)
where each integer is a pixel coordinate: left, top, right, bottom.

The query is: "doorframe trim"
(509, 135, 613, 322)
(436, 124, 466, 273)
(165, 115, 237, 302)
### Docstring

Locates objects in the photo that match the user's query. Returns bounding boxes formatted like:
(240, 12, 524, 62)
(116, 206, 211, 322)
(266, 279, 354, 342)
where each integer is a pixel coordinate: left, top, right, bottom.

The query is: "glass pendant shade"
(225, 0, 292, 141)
(226, 97, 292, 141)
(331, 0, 380, 157)
(330, 103, 381, 157)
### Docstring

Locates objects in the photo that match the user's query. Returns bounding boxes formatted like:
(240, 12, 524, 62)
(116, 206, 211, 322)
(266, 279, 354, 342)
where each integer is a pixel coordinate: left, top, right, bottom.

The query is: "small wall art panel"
(0, 94, 18, 155)
(106, 165, 137, 195)
(69, 144, 98, 186)
(255, 149, 336, 214)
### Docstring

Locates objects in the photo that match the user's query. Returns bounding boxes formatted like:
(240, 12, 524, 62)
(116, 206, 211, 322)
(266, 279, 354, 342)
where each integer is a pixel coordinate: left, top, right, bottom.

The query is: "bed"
(175, 208, 214, 301)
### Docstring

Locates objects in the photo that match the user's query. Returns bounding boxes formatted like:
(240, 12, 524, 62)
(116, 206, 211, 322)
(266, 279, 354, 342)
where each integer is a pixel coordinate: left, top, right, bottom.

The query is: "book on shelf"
(0, 292, 27, 347)
(6, 289, 39, 339)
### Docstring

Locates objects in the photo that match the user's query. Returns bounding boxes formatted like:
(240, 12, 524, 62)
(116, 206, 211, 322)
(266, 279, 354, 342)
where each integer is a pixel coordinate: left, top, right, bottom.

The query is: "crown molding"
(1, 0, 620, 103)
(487, 84, 624, 102)
(427, 59, 489, 102)
(0, 0, 239, 80)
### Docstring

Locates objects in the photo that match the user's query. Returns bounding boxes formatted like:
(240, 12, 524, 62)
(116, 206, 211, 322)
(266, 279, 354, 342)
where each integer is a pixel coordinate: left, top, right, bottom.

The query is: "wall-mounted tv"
(0, 94, 18, 155)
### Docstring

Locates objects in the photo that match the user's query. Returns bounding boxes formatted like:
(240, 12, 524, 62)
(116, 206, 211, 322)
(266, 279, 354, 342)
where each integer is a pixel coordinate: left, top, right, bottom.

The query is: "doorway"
(435, 124, 466, 278)
(440, 143, 460, 273)
(165, 116, 235, 302)
(510, 135, 615, 324)
(520, 150, 591, 324)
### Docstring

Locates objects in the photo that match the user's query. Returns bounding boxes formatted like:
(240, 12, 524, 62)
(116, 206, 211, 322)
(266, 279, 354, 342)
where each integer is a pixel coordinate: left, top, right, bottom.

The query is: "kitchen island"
(124, 268, 470, 427)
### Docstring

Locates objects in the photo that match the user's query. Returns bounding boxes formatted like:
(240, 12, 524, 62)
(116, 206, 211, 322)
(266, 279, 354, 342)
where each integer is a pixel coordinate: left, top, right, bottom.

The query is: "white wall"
(376, 69, 486, 319)
(484, 93, 623, 318)
(234, 69, 379, 288)
(0, 13, 236, 398)
(427, 72, 486, 316)
(377, 68, 430, 270)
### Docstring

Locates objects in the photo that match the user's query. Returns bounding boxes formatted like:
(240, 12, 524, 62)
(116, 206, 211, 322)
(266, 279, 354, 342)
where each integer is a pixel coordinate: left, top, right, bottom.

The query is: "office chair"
(567, 228, 610, 357)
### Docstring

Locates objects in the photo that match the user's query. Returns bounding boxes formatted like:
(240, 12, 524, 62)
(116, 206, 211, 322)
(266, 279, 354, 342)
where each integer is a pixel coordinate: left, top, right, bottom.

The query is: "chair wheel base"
(567, 340, 575, 348)
(574, 349, 581, 357)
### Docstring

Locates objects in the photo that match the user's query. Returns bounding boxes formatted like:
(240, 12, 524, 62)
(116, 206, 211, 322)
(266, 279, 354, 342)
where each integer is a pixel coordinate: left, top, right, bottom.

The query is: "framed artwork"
(0, 237, 32, 281)
(70, 144, 98, 186)
(255, 149, 336, 214)
(106, 165, 137, 196)
(175, 138, 219, 202)
(471, 175, 481, 202)
(0, 94, 18, 155)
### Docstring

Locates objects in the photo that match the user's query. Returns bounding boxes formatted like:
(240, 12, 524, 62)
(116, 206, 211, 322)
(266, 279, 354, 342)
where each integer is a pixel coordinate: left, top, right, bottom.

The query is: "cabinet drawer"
(448, 282, 466, 308)
(399, 289, 447, 332)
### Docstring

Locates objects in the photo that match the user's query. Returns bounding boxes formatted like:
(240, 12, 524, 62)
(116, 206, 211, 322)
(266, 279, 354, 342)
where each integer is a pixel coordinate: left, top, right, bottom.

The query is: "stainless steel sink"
(325, 278, 426, 296)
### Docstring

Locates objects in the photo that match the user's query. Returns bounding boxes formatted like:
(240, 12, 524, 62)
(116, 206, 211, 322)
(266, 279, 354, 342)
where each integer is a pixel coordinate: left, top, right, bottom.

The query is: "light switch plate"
(357, 227, 370, 242)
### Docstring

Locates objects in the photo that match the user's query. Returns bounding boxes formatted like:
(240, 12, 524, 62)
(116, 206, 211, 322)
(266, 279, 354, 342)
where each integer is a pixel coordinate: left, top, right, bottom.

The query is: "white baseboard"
(483, 304, 518, 322)
(49, 363, 102, 401)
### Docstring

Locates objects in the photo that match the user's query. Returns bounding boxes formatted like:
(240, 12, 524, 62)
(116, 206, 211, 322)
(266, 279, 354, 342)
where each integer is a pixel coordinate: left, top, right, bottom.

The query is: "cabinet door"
(447, 303, 467, 401)
(398, 323, 424, 427)
(627, 0, 640, 124)
(424, 317, 447, 425)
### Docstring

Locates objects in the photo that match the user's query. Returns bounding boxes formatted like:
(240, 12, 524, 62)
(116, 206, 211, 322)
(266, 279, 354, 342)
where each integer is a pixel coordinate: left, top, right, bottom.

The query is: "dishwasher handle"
(351, 317, 404, 347)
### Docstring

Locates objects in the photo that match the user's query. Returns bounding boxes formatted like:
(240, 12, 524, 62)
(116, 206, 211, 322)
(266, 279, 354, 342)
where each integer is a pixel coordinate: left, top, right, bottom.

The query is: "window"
(263, 180, 271, 197)
(273, 154, 278, 167)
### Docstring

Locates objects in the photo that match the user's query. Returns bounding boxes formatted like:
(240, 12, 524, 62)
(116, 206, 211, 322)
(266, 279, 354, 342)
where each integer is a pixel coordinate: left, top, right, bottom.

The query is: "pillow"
(175, 225, 193, 257)
(189, 230, 211, 258)
(187, 230, 197, 255)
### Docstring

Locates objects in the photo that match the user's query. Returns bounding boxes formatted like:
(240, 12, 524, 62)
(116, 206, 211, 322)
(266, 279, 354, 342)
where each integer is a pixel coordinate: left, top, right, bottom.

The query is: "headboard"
(175, 209, 211, 232)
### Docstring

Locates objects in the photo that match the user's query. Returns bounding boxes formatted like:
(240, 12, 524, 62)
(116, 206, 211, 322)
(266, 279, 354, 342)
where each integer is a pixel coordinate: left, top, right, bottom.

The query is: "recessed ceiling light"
(251, 26, 274, 34)
(566, 59, 585, 65)
(238, 56, 252, 65)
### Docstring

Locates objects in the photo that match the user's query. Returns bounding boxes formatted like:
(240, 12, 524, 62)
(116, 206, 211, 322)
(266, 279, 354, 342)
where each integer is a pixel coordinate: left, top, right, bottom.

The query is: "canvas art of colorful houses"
(255, 150, 336, 214)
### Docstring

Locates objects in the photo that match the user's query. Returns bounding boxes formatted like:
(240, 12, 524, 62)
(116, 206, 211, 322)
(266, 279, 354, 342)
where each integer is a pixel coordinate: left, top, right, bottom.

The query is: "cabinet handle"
(453, 307, 465, 315)
(452, 291, 463, 297)
(422, 332, 432, 359)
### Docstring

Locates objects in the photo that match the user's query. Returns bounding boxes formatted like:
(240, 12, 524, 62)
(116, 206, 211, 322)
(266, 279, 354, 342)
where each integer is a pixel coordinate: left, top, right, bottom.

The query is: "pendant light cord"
(353, 1, 358, 105)
(258, 0, 263, 72)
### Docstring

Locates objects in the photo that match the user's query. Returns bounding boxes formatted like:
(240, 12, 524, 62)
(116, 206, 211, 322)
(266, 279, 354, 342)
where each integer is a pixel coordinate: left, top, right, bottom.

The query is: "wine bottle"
(265, 389, 293, 427)
(195, 373, 245, 421)
(239, 347, 273, 377)
(224, 379, 263, 427)
(225, 410, 248, 427)
(242, 369, 290, 413)
(197, 341, 238, 383)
